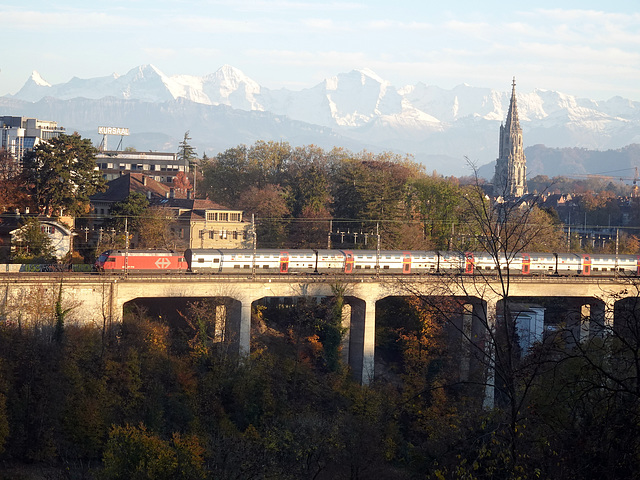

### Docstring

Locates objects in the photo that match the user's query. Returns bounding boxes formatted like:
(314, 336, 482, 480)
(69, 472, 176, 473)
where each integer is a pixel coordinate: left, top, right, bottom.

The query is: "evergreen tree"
(22, 133, 106, 216)
(178, 131, 197, 174)
(108, 192, 150, 233)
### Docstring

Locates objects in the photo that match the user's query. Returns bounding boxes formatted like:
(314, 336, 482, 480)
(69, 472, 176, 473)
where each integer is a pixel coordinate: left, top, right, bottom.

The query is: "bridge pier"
(238, 297, 253, 357)
(482, 297, 497, 410)
(345, 295, 377, 385)
(340, 303, 352, 367)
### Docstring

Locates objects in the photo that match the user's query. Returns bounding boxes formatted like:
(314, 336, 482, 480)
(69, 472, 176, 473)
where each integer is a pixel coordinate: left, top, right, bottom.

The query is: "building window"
(219, 213, 229, 222)
(206, 212, 217, 221)
(233, 231, 238, 240)
(40, 225, 54, 234)
(230, 213, 241, 222)
(220, 230, 227, 239)
(199, 230, 205, 239)
(209, 231, 215, 239)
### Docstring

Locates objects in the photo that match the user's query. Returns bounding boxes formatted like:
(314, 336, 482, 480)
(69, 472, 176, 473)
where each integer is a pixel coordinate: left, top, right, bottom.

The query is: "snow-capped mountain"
(6, 64, 640, 177)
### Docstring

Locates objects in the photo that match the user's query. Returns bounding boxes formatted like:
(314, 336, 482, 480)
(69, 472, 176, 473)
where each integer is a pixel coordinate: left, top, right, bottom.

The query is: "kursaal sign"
(98, 126, 129, 136)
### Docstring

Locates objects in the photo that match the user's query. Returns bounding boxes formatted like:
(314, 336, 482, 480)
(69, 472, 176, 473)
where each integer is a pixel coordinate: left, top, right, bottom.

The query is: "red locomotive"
(95, 250, 187, 273)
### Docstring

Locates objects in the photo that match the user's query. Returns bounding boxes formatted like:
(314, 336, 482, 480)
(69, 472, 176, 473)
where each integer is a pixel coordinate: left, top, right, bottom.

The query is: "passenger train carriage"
(94, 248, 640, 277)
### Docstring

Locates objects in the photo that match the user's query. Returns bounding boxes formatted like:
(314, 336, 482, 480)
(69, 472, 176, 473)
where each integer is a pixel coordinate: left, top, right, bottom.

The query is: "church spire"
(504, 77, 520, 132)
(493, 77, 527, 199)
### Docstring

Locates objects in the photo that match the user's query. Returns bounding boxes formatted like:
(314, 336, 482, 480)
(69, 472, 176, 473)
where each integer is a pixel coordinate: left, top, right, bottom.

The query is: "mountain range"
(2, 64, 640, 178)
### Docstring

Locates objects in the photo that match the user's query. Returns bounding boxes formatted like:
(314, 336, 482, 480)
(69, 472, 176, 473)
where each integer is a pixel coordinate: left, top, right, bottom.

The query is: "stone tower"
(493, 78, 527, 198)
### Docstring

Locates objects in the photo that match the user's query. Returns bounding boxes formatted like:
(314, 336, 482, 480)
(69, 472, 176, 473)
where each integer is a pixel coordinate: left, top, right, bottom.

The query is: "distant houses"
(89, 173, 251, 250)
(0, 212, 74, 262)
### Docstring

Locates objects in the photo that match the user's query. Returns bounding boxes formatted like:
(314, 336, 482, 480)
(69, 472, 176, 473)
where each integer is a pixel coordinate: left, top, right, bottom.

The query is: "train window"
(198, 258, 205, 263)
(593, 268, 599, 271)
(244, 265, 250, 269)
(383, 265, 389, 269)
(107, 258, 116, 262)
(355, 265, 362, 269)
(263, 265, 269, 269)
(213, 258, 219, 263)
(234, 265, 240, 269)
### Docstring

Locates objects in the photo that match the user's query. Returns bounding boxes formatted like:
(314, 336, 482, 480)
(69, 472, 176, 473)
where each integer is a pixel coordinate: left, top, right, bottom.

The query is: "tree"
(408, 175, 461, 249)
(238, 185, 291, 247)
(22, 133, 106, 216)
(0, 148, 29, 212)
(201, 141, 292, 208)
(178, 131, 197, 175)
(100, 424, 205, 480)
(177, 131, 197, 169)
(200, 145, 250, 207)
(330, 152, 424, 249)
(172, 171, 192, 193)
(11, 217, 56, 263)
(137, 206, 185, 249)
(399, 168, 568, 474)
(108, 192, 150, 234)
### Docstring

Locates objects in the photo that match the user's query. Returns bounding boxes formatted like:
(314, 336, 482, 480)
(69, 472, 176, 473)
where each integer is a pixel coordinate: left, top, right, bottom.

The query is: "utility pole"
(252, 214, 256, 278)
(376, 223, 380, 277)
(124, 217, 129, 275)
(193, 163, 197, 199)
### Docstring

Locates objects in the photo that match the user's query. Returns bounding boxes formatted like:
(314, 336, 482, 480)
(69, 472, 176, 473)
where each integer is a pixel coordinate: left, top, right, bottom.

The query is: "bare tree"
(397, 165, 565, 473)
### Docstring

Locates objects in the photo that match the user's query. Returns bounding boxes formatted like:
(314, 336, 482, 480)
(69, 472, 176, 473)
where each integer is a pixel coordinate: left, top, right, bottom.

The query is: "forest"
(83, 140, 640, 256)
(2, 140, 640, 478)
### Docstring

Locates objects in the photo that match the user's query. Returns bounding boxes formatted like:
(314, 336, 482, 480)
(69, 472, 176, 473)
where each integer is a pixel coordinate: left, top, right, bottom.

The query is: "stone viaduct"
(2, 272, 638, 387)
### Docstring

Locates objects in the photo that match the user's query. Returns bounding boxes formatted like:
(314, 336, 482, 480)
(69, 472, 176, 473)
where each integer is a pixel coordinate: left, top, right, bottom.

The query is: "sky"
(1, 1, 640, 100)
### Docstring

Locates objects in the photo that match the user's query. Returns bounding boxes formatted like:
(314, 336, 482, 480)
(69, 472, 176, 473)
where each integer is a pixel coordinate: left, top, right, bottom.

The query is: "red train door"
(465, 252, 474, 274)
(402, 251, 412, 274)
(279, 251, 289, 273)
(582, 254, 591, 275)
(344, 251, 354, 274)
(522, 254, 531, 275)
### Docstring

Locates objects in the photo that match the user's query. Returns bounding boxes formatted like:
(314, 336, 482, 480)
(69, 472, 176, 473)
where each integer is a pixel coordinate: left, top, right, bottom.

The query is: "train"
(93, 248, 640, 277)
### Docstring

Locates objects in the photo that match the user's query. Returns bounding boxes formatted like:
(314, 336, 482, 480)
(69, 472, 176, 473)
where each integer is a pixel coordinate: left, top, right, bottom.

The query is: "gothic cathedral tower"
(493, 78, 527, 198)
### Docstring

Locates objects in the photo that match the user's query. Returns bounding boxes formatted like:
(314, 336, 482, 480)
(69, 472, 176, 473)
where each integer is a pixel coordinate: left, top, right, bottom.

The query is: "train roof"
(101, 249, 180, 256)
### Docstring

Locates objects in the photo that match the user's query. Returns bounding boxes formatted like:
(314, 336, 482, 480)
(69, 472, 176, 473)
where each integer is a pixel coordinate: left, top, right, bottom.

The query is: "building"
(89, 173, 250, 249)
(0, 116, 65, 166)
(493, 79, 527, 199)
(0, 213, 74, 261)
(95, 150, 188, 184)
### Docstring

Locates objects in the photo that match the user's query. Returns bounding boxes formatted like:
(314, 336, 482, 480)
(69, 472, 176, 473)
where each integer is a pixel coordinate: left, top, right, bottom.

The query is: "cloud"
(208, 0, 364, 12)
(0, 8, 144, 31)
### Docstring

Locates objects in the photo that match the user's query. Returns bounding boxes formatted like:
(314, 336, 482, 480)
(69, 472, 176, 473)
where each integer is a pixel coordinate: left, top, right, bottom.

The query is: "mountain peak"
(209, 65, 257, 87)
(354, 68, 387, 85)
(30, 70, 51, 87)
(130, 64, 165, 78)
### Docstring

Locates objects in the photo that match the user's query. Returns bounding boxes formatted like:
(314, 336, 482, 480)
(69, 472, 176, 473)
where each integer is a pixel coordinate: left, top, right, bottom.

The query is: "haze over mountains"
(2, 64, 640, 178)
